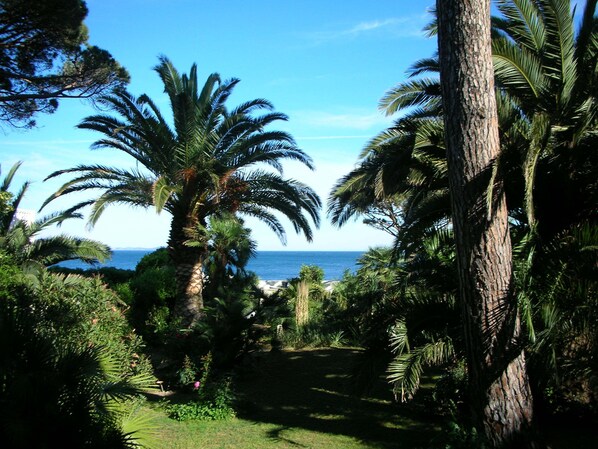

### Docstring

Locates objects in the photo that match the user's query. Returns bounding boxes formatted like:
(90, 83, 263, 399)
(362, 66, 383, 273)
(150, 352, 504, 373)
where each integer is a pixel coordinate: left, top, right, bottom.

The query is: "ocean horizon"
(57, 249, 365, 280)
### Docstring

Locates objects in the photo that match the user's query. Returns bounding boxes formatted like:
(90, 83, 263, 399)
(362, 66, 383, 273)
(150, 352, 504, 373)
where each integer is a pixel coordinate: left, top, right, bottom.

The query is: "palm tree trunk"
(437, 1, 536, 447)
(295, 280, 310, 326)
(169, 216, 205, 327)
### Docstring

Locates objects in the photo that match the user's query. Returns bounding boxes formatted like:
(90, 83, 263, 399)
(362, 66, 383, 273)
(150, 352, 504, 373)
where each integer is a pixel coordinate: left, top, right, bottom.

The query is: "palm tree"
(187, 213, 256, 283)
(329, 2, 597, 432)
(0, 161, 110, 271)
(386, 229, 461, 402)
(328, 49, 450, 254)
(186, 213, 258, 304)
(492, 0, 598, 238)
(43, 57, 321, 326)
(334, 0, 597, 245)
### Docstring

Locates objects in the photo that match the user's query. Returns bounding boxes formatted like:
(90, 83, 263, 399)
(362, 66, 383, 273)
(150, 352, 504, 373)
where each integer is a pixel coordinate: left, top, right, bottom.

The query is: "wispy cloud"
(296, 134, 373, 140)
(306, 15, 428, 44)
(292, 110, 392, 131)
(348, 18, 404, 34)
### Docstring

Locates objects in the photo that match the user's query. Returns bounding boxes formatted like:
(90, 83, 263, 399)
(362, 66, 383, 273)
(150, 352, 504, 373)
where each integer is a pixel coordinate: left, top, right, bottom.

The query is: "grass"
(144, 347, 598, 448)
(146, 347, 441, 448)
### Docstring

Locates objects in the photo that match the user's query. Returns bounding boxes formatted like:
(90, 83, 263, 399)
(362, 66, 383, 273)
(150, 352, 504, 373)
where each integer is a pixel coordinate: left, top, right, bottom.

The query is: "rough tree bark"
(168, 216, 205, 327)
(436, 1, 535, 447)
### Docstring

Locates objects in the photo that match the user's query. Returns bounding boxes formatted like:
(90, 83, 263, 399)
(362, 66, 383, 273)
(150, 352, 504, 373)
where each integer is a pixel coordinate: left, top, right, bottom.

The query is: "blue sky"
(2, 0, 437, 250)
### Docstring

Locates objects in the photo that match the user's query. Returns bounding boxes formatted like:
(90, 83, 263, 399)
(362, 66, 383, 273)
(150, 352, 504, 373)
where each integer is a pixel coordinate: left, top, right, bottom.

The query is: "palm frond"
(379, 78, 441, 116)
(493, 37, 546, 100)
(387, 338, 455, 402)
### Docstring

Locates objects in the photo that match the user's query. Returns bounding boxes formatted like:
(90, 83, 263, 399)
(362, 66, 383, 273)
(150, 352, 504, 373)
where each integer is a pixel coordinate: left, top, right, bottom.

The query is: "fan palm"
(43, 57, 321, 326)
(0, 161, 110, 271)
(186, 213, 258, 304)
(186, 213, 256, 282)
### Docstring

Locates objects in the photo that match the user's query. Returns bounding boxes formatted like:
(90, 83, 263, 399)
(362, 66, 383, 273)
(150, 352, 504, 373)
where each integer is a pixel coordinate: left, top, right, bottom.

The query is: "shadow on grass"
(234, 348, 441, 449)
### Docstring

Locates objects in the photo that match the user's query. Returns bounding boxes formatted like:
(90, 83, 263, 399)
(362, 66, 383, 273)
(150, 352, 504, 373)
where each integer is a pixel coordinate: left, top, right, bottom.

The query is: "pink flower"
(193, 381, 201, 390)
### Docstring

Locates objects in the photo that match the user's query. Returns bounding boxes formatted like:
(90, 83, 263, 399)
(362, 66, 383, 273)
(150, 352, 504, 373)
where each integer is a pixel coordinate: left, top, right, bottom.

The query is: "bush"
(0, 258, 155, 448)
(48, 266, 135, 287)
(128, 266, 176, 340)
(135, 247, 170, 272)
(299, 264, 324, 284)
(167, 376, 236, 421)
(26, 271, 152, 379)
(280, 321, 346, 349)
(125, 248, 177, 343)
(167, 353, 236, 421)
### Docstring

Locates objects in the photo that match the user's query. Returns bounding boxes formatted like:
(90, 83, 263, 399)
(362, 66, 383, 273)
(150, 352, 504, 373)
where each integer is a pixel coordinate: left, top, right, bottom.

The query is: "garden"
(1, 0, 597, 448)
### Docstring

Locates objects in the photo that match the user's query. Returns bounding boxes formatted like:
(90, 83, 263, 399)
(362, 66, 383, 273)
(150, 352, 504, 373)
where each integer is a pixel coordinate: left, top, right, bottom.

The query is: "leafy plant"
(29, 271, 153, 378)
(0, 264, 156, 448)
(0, 161, 111, 271)
(167, 354, 236, 422)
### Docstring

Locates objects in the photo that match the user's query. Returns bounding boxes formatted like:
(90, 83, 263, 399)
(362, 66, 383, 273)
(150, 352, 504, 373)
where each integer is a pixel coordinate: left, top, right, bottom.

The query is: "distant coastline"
(58, 250, 365, 281)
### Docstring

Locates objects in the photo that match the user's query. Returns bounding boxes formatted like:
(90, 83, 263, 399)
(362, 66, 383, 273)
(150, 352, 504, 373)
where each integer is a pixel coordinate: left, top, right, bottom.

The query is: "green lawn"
(147, 348, 441, 449)
(145, 347, 597, 448)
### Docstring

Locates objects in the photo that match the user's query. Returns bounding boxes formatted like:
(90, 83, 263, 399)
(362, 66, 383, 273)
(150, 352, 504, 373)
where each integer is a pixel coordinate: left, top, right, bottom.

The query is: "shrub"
(28, 271, 152, 379)
(135, 247, 170, 272)
(299, 264, 324, 284)
(167, 353, 236, 421)
(128, 266, 176, 340)
(280, 321, 346, 349)
(0, 258, 155, 448)
(126, 248, 176, 343)
(167, 376, 236, 421)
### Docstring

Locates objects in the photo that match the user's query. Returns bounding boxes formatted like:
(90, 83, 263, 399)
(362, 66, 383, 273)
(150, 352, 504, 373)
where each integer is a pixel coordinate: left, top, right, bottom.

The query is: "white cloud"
(306, 15, 428, 44)
(296, 134, 372, 140)
(349, 18, 404, 34)
(291, 110, 393, 131)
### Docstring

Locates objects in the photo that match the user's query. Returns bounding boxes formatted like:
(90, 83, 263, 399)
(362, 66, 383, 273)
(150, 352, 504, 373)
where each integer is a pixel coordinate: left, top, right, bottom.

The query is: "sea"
(57, 250, 364, 280)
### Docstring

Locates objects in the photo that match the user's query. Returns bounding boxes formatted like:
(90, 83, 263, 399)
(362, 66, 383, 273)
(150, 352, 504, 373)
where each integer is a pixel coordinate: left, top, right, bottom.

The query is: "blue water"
(57, 250, 364, 280)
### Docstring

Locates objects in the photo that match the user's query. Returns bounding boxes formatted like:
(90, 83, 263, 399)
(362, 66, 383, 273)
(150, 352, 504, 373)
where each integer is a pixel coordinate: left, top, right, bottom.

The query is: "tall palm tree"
(43, 57, 321, 326)
(0, 161, 110, 271)
(492, 0, 598, 237)
(333, 0, 597, 244)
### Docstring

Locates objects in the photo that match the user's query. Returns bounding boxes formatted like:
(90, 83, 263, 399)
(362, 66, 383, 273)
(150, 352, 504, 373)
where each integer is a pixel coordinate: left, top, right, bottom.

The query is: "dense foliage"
(0, 254, 155, 448)
(327, 0, 598, 431)
(0, 0, 129, 127)
(0, 161, 110, 271)
(331, 0, 598, 246)
(1, 0, 596, 446)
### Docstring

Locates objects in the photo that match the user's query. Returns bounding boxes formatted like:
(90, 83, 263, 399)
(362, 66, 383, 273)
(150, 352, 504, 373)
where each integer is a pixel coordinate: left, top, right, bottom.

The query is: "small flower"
(193, 381, 201, 390)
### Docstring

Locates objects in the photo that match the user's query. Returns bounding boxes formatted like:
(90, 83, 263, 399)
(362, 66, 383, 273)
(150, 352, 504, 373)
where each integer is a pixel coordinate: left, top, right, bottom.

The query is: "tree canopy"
(0, 0, 129, 127)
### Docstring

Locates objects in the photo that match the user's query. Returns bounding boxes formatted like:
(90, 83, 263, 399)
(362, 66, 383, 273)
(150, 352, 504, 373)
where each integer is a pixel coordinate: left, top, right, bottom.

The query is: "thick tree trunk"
(168, 215, 205, 327)
(436, 1, 535, 447)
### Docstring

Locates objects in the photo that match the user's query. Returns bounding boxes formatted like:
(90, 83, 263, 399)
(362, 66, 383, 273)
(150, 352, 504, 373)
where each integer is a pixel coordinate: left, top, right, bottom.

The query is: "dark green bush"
(0, 257, 155, 448)
(128, 266, 176, 339)
(136, 247, 170, 272)
(123, 248, 177, 343)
